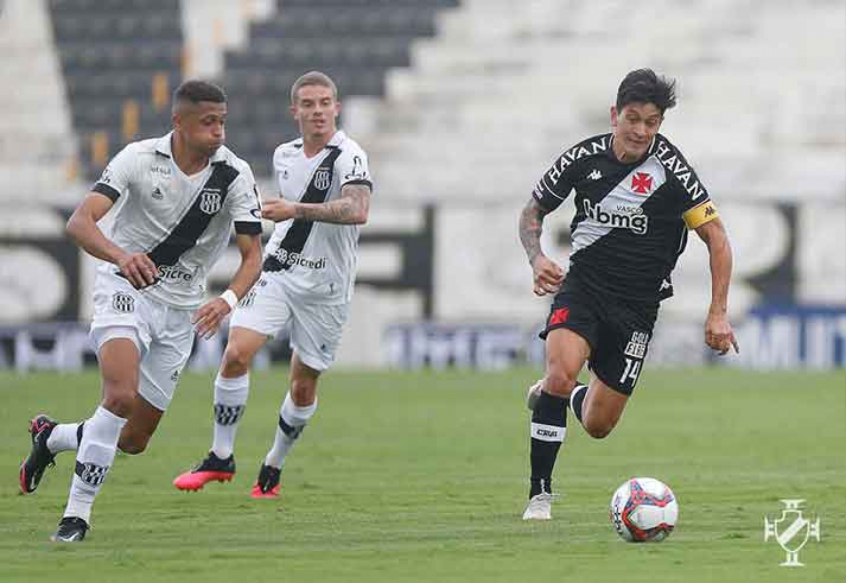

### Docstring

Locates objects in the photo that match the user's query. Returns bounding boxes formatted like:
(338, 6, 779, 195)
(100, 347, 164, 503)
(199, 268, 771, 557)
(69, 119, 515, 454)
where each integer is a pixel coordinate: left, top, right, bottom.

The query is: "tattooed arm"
(519, 198, 564, 296)
(261, 184, 370, 225)
(519, 198, 548, 264)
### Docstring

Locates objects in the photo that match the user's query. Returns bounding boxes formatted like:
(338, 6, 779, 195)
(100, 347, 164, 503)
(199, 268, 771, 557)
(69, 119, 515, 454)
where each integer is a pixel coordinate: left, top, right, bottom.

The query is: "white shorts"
(229, 274, 349, 371)
(90, 273, 195, 412)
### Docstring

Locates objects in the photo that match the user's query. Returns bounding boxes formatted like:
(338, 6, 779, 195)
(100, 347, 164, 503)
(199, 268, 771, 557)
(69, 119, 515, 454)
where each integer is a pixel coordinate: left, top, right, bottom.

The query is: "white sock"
(64, 406, 127, 523)
(47, 423, 82, 454)
(570, 383, 589, 425)
(211, 372, 249, 460)
(264, 392, 316, 469)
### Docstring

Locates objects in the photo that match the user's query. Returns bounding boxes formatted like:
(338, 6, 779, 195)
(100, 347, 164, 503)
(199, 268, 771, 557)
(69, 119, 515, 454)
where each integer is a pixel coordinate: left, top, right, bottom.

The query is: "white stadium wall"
(1, 197, 845, 371)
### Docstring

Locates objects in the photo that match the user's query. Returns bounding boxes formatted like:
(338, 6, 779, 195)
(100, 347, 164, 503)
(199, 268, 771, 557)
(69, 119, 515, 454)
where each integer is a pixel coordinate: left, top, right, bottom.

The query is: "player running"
(173, 71, 372, 499)
(19, 80, 263, 542)
(519, 69, 738, 520)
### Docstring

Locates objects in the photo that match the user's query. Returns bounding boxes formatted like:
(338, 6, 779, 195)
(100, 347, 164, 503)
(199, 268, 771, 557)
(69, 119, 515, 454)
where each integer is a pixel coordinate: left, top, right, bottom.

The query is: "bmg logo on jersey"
(199, 188, 223, 215)
(583, 200, 649, 235)
(111, 291, 135, 313)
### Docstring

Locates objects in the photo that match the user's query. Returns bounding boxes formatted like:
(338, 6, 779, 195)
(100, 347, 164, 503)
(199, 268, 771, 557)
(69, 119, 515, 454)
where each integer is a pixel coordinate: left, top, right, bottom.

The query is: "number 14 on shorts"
(620, 357, 642, 384)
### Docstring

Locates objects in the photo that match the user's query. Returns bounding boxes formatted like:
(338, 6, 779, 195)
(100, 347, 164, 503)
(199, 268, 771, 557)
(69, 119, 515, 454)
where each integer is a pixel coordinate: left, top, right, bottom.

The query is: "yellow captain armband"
(683, 200, 719, 229)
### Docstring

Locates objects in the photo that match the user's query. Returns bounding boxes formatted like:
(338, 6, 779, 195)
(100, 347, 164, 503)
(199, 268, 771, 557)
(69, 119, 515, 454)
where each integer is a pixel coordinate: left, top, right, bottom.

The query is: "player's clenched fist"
(531, 254, 565, 297)
(704, 311, 739, 355)
(117, 252, 158, 288)
(261, 198, 297, 222)
(192, 297, 231, 340)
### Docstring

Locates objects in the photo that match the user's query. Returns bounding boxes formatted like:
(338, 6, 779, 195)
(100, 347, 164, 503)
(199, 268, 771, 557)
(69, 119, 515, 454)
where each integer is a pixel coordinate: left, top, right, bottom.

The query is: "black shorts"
(539, 279, 659, 395)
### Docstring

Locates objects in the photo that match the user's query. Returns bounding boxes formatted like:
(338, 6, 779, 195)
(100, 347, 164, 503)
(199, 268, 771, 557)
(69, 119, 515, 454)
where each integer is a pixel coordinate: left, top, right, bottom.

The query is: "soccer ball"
(610, 477, 678, 542)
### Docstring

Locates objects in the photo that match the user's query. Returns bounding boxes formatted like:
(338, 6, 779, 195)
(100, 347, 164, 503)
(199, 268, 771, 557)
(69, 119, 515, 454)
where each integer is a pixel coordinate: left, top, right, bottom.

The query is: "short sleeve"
(662, 144, 711, 215)
(337, 144, 372, 190)
(228, 164, 263, 235)
(92, 144, 136, 201)
(532, 150, 580, 212)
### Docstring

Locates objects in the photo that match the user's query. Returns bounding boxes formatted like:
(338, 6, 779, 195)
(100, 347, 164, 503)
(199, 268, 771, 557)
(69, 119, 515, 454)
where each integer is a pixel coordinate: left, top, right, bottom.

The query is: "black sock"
(529, 391, 567, 498)
(570, 383, 588, 424)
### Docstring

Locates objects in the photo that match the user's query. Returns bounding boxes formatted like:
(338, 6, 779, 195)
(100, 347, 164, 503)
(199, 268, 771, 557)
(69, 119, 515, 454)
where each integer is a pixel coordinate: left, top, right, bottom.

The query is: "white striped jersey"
(92, 132, 262, 309)
(263, 130, 372, 304)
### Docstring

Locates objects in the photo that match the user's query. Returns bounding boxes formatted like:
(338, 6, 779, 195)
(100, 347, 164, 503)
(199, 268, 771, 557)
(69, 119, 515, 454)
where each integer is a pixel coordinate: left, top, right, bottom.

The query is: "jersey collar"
(327, 130, 346, 148)
(154, 133, 173, 158)
(292, 129, 346, 151)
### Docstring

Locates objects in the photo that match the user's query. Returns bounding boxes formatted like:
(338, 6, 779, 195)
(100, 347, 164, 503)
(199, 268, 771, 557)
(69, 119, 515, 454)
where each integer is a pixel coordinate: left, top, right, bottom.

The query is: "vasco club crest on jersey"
(111, 292, 135, 313)
(314, 169, 331, 190)
(199, 188, 223, 214)
(631, 172, 653, 195)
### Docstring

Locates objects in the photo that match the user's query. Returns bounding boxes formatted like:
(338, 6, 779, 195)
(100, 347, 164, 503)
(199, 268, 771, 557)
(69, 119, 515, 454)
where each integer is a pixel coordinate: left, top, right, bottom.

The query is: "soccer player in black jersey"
(518, 69, 738, 520)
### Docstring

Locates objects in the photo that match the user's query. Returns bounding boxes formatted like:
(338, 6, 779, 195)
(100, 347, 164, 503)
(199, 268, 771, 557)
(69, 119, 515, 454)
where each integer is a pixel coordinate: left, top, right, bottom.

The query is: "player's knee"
(290, 378, 317, 406)
(544, 371, 579, 398)
(101, 389, 136, 418)
(118, 433, 150, 455)
(222, 343, 253, 375)
(583, 418, 615, 439)
(118, 434, 150, 455)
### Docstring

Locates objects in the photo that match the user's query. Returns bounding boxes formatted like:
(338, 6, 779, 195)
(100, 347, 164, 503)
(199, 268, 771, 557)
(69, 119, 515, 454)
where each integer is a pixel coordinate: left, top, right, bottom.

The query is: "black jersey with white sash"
(532, 132, 719, 303)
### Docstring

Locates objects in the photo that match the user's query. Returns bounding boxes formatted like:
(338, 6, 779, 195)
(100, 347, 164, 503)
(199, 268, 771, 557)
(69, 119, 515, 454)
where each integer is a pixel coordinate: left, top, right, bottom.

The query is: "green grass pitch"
(0, 367, 843, 582)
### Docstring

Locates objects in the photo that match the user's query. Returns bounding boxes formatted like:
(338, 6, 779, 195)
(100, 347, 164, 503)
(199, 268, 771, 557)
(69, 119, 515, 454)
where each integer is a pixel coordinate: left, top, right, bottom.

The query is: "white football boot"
(522, 492, 558, 520)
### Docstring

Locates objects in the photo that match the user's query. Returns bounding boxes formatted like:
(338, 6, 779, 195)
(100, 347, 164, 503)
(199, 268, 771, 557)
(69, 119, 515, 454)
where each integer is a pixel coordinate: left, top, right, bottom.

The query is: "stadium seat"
(217, 0, 458, 175)
(362, 0, 846, 202)
(48, 0, 184, 178)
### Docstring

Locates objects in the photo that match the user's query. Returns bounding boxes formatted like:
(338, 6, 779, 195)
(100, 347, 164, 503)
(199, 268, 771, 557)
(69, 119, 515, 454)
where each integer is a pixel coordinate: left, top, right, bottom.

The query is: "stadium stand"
(2, 0, 843, 369)
(366, 0, 846, 203)
(0, 0, 77, 203)
(220, 0, 459, 176)
(41, 0, 460, 179)
(47, 0, 184, 179)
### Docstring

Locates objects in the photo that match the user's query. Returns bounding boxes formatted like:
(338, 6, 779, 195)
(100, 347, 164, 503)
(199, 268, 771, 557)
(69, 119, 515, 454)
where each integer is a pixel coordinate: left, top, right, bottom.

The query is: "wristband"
(220, 289, 238, 310)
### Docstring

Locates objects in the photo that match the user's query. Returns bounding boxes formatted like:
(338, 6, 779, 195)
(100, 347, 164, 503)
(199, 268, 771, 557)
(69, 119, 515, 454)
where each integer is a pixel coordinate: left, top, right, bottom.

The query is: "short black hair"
(616, 69, 677, 114)
(173, 79, 227, 107)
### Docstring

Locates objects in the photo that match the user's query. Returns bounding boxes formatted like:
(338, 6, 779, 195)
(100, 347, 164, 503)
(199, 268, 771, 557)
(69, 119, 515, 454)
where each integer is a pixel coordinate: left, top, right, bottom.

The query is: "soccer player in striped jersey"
(173, 71, 372, 499)
(519, 69, 738, 520)
(18, 80, 263, 542)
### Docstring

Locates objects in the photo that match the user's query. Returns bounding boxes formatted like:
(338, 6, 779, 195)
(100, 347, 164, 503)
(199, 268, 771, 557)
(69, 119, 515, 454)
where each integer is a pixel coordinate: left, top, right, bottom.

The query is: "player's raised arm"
(519, 197, 564, 296)
(261, 182, 370, 225)
(694, 215, 739, 355)
(66, 192, 157, 288)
